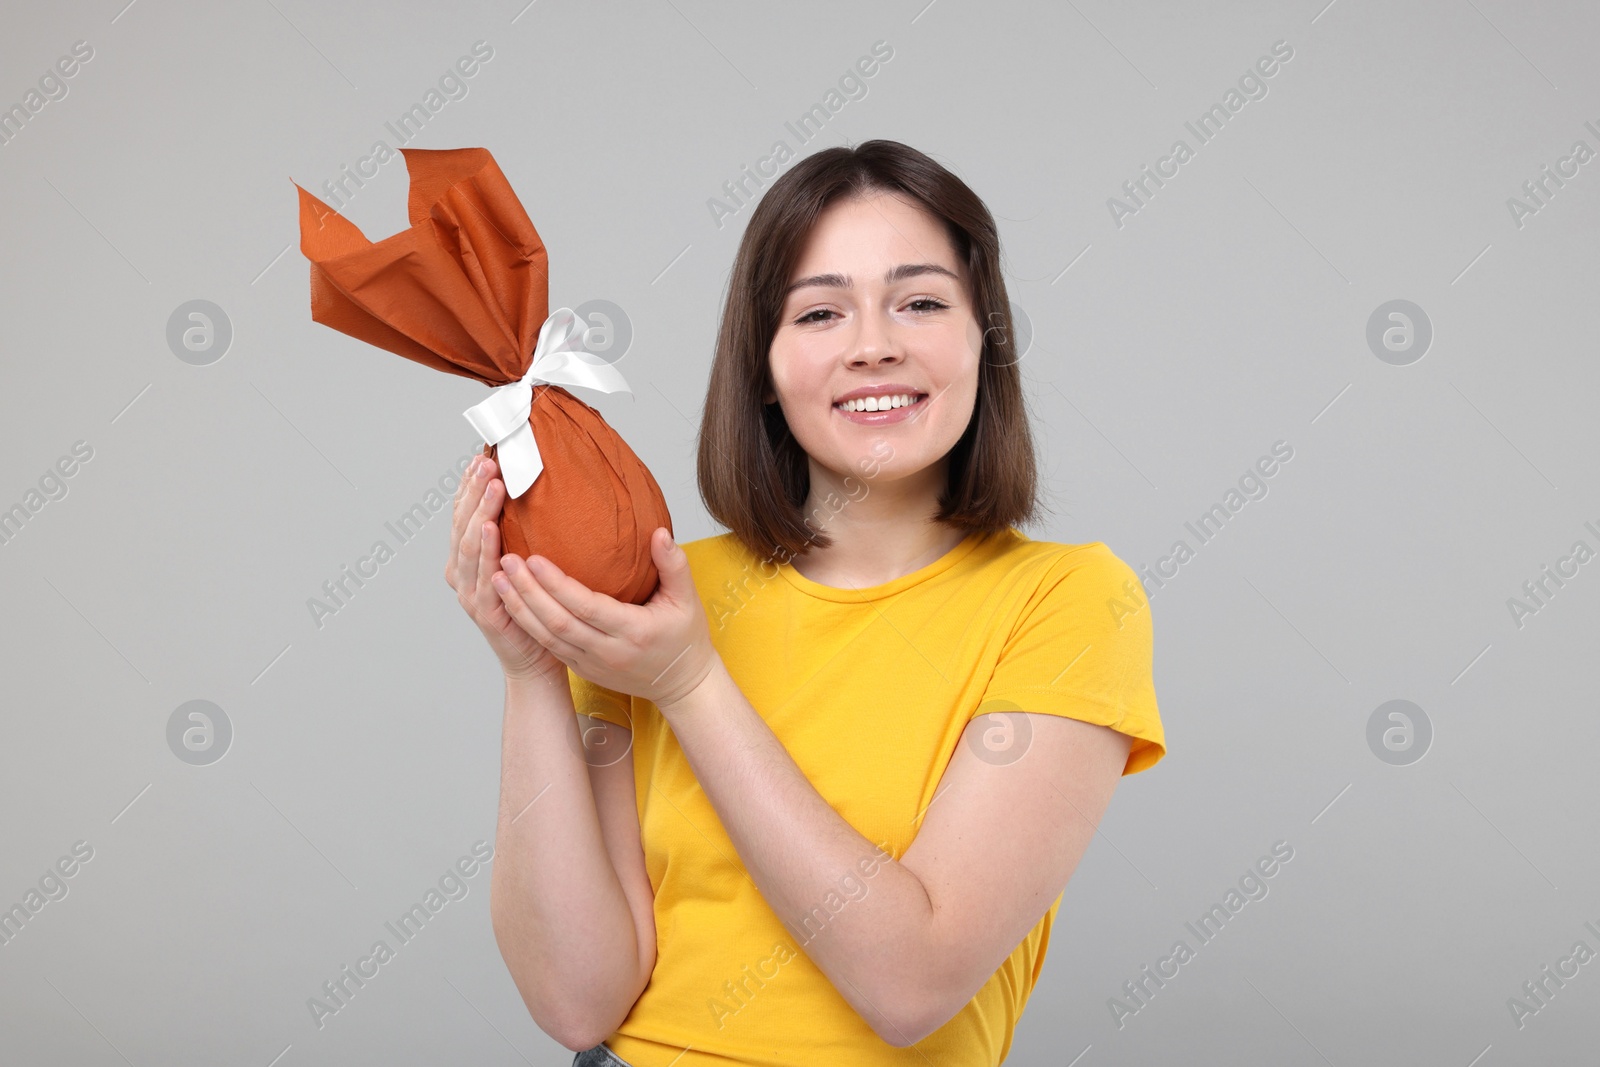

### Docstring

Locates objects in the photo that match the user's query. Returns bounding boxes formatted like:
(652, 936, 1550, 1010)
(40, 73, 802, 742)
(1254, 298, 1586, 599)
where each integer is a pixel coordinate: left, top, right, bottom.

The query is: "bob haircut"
(697, 138, 1041, 562)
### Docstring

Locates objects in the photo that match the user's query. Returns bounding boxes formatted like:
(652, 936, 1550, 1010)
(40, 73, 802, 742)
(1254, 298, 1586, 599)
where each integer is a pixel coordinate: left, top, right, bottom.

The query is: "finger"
(451, 453, 479, 513)
(465, 476, 504, 603)
(646, 527, 696, 607)
(492, 564, 587, 662)
(474, 478, 507, 608)
(450, 456, 489, 570)
(520, 554, 633, 637)
(452, 456, 481, 535)
(455, 465, 497, 594)
(452, 455, 487, 526)
(498, 554, 610, 655)
(446, 455, 479, 584)
(474, 511, 508, 617)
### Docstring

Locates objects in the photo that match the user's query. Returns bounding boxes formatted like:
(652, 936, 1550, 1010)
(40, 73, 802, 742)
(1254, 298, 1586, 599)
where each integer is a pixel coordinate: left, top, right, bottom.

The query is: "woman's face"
(766, 191, 983, 495)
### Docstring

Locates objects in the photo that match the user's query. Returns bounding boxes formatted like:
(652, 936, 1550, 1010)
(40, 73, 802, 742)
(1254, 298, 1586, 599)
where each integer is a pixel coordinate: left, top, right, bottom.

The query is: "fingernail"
(502, 555, 521, 572)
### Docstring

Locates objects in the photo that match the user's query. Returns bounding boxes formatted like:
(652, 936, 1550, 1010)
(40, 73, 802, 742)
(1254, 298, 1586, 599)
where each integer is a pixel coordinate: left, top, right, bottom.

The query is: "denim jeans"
(572, 1043, 633, 1067)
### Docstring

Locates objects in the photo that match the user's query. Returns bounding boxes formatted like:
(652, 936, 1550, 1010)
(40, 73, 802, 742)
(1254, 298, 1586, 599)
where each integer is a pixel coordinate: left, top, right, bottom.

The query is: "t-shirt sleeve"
(976, 544, 1166, 775)
(568, 667, 633, 729)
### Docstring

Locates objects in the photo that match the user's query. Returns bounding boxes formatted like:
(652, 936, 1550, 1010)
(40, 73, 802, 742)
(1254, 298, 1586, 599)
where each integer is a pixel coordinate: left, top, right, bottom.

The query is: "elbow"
(488, 905, 630, 1053)
(548, 1019, 620, 1055)
(856, 915, 971, 1047)
(514, 1002, 611, 1053)
(873, 1003, 956, 1049)
(502, 969, 624, 1053)
(864, 974, 965, 1048)
(873, 1019, 923, 1049)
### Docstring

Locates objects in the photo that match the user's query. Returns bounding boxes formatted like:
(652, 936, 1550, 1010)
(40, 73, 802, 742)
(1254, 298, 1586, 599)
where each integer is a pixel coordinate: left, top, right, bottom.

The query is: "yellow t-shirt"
(568, 527, 1166, 1066)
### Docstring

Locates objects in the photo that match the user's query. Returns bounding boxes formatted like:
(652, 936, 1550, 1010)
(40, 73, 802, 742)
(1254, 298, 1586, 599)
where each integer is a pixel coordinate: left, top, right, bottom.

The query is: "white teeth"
(838, 393, 919, 413)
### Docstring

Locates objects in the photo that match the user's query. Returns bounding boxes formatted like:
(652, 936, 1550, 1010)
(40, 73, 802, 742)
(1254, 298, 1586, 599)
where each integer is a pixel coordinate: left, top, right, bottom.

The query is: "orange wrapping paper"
(294, 146, 670, 605)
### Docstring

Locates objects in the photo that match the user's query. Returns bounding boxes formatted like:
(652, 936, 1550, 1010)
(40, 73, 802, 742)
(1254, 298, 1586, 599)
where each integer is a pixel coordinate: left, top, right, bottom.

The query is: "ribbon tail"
(496, 421, 544, 499)
(531, 357, 633, 397)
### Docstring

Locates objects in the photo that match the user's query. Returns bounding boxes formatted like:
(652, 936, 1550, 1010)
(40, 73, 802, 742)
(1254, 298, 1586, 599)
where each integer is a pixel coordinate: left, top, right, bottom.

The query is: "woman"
(445, 140, 1166, 1066)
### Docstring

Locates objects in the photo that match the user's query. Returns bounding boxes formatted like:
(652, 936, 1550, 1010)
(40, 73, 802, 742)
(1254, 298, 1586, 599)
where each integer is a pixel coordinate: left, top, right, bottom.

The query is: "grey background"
(2, 1, 1596, 1064)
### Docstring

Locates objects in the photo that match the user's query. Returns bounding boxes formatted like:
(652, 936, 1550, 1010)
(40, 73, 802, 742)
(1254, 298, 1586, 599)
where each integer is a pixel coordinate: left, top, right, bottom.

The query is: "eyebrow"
(783, 262, 961, 298)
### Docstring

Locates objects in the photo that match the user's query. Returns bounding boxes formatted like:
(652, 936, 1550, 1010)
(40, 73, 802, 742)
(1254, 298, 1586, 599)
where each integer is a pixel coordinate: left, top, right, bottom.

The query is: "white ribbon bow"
(461, 307, 632, 499)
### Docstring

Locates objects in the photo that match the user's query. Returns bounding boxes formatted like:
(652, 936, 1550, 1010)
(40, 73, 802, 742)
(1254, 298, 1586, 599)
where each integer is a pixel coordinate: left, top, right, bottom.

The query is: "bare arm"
(488, 674, 655, 1051)
(445, 454, 654, 1050)
(660, 660, 1129, 1046)
(484, 532, 1134, 1048)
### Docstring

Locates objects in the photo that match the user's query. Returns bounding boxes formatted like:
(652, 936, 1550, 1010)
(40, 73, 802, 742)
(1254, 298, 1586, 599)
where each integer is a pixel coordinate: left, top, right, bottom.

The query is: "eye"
(791, 297, 949, 326)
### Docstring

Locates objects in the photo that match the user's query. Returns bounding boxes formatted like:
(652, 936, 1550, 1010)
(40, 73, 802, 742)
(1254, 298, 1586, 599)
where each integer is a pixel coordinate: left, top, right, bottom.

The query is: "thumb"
(652, 528, 693, 596)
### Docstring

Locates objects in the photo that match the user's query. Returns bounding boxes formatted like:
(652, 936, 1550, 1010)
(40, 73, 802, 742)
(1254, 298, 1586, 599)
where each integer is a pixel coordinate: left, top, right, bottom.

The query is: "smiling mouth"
(832, 393, 929, 413)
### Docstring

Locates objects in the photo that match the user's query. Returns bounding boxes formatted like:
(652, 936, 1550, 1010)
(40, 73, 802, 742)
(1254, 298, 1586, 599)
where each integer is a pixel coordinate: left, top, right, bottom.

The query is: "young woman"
(445, 140, 1166, 1067)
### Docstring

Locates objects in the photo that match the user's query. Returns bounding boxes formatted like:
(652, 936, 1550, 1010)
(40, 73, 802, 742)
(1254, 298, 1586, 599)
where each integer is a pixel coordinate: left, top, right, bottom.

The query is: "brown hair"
(697, 139, 1041, 561)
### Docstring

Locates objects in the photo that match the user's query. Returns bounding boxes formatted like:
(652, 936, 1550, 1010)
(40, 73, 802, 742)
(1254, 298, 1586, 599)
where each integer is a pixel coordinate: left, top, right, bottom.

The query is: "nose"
(847, 307, 902, 368)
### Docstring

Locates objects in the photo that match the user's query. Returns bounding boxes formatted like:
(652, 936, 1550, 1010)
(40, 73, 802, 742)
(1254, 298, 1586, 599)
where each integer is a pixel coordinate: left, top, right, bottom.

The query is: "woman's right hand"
(446, 454, 566, 686)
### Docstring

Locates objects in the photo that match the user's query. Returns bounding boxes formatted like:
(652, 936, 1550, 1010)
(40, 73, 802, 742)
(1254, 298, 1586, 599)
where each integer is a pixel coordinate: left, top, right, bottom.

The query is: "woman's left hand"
(491, 527, 719, 711)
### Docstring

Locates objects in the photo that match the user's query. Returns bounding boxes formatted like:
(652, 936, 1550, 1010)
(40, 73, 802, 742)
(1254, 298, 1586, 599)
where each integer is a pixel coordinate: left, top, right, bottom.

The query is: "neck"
(788, 459, 971, 589)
